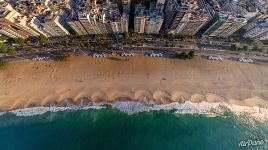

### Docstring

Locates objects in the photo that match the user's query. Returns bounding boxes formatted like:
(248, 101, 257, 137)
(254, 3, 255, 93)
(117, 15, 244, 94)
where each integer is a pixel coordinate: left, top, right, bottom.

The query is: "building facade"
(134, 4, 149, 33)
(41, 10, 71, 37)
(144, 2, 165, 34)
(0, 2, 38, 39)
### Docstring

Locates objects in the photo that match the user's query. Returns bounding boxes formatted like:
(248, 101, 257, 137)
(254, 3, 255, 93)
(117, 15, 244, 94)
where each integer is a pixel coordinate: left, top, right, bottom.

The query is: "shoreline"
(1, 101, 268, 122)
(0, 55, 268, 111)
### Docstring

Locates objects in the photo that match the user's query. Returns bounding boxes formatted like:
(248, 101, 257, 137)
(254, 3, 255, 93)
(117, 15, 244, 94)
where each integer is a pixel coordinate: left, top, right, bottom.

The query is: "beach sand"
(0, 55, 267, 111)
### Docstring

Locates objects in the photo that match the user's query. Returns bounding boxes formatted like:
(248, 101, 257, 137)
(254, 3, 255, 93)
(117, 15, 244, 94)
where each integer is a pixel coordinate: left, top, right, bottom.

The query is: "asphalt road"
(1, 45, 268, 65)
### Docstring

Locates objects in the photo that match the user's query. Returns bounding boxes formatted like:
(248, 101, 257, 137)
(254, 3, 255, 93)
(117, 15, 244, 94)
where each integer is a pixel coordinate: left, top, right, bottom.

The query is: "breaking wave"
(0, 101, 268, 123)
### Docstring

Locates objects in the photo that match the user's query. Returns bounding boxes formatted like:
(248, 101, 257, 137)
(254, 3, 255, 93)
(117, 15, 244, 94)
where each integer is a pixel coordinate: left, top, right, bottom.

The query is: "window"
(10, 25, 20, 30)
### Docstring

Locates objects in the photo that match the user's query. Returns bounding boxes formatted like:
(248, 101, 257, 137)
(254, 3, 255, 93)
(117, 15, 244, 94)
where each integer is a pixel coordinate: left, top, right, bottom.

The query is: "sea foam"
(1, 101, 268, 121)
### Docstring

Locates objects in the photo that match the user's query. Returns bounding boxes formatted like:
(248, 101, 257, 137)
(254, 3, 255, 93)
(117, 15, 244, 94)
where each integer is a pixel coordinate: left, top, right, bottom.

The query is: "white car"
(239, 57, 254, 63)
(208, 56, 223, 61)
(32, 56, 50, 61)
(92, 53, 106, 58)
(121, 52, 135, 57)
(150, 52, 163, 57)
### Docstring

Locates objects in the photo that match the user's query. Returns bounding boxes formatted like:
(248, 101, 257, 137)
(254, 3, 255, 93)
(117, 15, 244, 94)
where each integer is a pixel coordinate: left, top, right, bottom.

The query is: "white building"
(244, 17, 268, 40)
(144, 2, 164, 34)
(134, 4, 149, 33)
(41, 11, 71, 37)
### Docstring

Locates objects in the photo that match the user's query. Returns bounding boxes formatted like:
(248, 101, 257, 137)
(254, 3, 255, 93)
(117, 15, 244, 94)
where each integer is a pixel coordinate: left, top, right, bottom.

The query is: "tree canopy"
(0, 60, 7, 70)
(54, 54, 70, 61)
(244, 37, 256, 45)
(167, 33, 174, 41)
(38, 35, 48, 44)
(123, 32, 129, 40)
(14, 38, 25, 45)
(0, 44, 16, 55)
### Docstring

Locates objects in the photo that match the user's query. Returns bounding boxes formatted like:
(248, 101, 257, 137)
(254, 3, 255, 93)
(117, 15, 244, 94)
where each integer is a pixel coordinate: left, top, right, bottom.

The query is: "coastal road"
(1, 45, 268, 64)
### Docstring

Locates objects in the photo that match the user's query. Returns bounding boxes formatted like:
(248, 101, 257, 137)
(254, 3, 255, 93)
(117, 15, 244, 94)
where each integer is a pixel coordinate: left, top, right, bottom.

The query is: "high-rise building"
(28, 17, 51, 37)
(200, 12, 228, 36)
(77, 12, 97, 35)
(243, 16, 268, 41)
(174, 9, 209, 35)
(110, 13, 128, 33)
(218, 0, 238, 13)
(41, 10, 72, 37)
(134, 4, 149, 33)
(67, 19, 88, 35)
(122, 0, 131, 10)
(209, 14, 247, 38)
(165, 0, 198, 34)
(68, 0, 126, 35)
(0, 2, 39, 39)
(67, 12, 88, 35)
(217, 16, 247, 37)
(157, 0, 166, 5)
(144, 2, 165, 34)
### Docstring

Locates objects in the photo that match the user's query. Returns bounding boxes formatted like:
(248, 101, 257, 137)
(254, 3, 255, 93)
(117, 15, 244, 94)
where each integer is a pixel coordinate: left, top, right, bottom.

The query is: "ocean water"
(0, 106, 267, 150)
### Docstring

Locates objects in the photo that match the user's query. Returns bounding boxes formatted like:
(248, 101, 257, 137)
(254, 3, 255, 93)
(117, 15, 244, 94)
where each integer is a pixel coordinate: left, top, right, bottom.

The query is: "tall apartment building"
(122, 0, 131, 12)
(134, 4, 149, 33)
(209, 14, 247, 38)
(198, 0, 220, 16)
(175, 9, 209, 35)
(219, 16, 247, 37)
(0, 2, 39, 39)
(77, 12, 97, 34)
(93, 13, 112, 34)
(67, 18, 88, 35)
(243, 17, 268, 40)
(165, 0, 197, 34)
(165, 0, 209, 35)
(110, 13, 128, 33)
(67, 0, 127, 35)
(200, 12, 228, 36)
(41, 10, 72, 37)
(67, 12, 88, 35)
(218, 0, 238, 13)
(144, 2, 165, 34)
(157, 0, 166, 5)
(28, 17, 50, 37)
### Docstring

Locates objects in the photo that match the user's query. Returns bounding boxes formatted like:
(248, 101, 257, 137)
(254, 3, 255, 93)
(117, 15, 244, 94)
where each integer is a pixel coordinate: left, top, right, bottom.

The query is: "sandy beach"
(0, 55, 267, 111)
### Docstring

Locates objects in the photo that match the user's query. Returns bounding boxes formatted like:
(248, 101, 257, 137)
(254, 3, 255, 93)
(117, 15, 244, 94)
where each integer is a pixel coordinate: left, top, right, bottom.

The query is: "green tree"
(177, 52, 188, 59)
(0, 60, 7, 70)
(58, 45, 64, 50)
(0, 44, 16, 55)
(14, 38, 25, 45)
(245, 37, 256, 45)
(188, 51, 195, 59)
(38, 35, 48, 44)
(243, 45, 249, 51)
(0, 35, 8, 41)
(54, 54, 70, 61)
(0, 44, 7, 52)
(179, 35, 186, 41)
(262, 40, 268, 45)
(6, 47, 16, 55)
(230, 44, 238, 51)
(167, 33, 174, 41)
(123, 32, 129, 40)
(252, 46, 265, 52)
(94, 34, 103, 40)
(104, 42, 113, 49)
(228, 37, 235, 43)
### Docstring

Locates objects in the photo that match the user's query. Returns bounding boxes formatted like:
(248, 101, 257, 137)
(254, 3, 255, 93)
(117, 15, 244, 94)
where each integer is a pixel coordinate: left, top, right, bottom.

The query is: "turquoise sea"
(0, 108, 267, 150)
